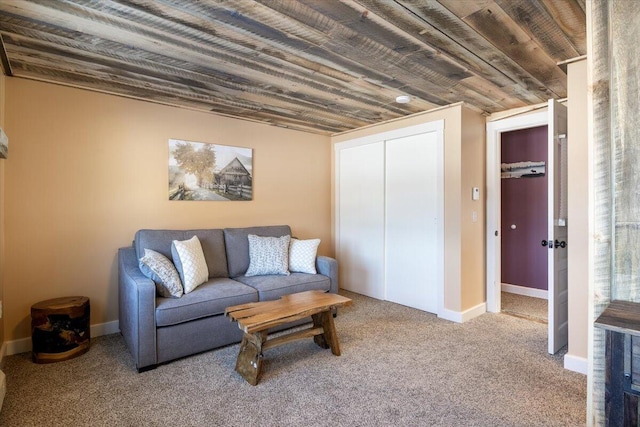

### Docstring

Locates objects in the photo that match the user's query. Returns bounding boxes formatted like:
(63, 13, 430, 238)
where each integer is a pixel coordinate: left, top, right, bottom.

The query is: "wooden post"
(31, 296, 90, 364)
(235, 331, 266, 386)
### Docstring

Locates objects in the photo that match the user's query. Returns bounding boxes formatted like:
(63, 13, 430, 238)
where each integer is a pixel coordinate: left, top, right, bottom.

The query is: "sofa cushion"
(289, 238, 321, 274)
(139, 249, 184, 298)
(245, 234, 291, 277)
(135, 229, 185, 260)
(224, 225, 292, 278)
(234, 273, 330, 301)
(184, 229, 229, 278)
(155, 278, 258, 327)
(171, 236, 209, 294)
(135, 229, 229, 279)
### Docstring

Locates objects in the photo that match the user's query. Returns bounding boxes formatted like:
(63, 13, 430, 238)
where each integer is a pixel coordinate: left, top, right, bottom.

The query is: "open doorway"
(500, 126, 549, 324)
(486, 101, 568, 355)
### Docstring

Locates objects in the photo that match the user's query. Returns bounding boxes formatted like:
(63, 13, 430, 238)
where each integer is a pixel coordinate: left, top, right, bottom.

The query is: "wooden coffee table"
(225, 290, 352, 385)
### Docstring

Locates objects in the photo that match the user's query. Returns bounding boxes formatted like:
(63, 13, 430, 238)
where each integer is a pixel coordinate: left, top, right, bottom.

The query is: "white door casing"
(485, 102, 569, 355)
(486, 111, 548, 313)
(548, 99, 569, 354)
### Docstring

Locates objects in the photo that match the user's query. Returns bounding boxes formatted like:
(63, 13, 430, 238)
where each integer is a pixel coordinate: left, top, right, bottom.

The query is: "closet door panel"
(385, 132, 439, 313)
(338, 142, 385, 299)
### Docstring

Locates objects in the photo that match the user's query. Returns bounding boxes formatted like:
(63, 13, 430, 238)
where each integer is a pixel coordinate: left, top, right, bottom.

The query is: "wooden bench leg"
(235, 331, 266, 385)
(312, 310, 341, 356)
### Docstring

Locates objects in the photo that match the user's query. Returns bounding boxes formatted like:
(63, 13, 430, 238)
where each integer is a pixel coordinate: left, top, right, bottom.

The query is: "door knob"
(541, 240, 548, 247)
(555, 240, 566, 248)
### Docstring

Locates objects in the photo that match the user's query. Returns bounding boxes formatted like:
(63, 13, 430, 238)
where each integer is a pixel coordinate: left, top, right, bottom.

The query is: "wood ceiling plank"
(391, 0, 551, 102)
(493, 0, 581, 60)
(0, 1, 414, 121)
(4, 31, 395, 126)
(6, 41, 373, 131)
(10, 59, 347, 134)
(50, 1, 433, 114)
(352, 0, 540, 104)
(0, 0, 586, 132)
(438, 0, 568, 98)
(145, 0, 474, 110)
(251, 0, 509, 109)
(540, 0, 587, 55)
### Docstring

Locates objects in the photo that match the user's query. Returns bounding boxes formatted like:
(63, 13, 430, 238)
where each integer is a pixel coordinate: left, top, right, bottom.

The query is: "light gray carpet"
(0, 291, 586, 426)
(501, 292, 548, 323)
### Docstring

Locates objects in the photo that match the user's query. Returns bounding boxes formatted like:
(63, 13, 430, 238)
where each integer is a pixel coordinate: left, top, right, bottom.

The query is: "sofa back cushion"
(135, 229, 229, 278)
(224, 225, 291, 278)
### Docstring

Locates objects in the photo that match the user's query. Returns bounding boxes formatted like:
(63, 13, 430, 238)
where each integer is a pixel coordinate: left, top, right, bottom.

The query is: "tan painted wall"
(461, 108, 487, 310)
(0, 72, 5, 348)
(3, 79, 331, 342)
(567, 58, 589, 361)
(331, 104, 486, 313)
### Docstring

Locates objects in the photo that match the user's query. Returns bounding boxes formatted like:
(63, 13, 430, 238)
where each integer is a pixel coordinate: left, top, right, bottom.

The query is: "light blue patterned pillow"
(139, 249, 183, 298)
(245, 234, 291, 277)
(289, 238, 321, 274)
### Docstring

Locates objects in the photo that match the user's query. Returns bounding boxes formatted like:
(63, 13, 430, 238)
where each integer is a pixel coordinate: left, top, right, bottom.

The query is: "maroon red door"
(501, 126, 548, 291)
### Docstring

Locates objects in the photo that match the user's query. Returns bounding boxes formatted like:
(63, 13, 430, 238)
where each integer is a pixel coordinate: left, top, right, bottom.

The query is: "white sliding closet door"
(337, 142, 385, 299)
(385, 132, 439, 313)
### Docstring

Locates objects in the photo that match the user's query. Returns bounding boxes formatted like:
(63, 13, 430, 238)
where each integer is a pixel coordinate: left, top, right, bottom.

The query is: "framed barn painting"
(168, 139, 253, 201)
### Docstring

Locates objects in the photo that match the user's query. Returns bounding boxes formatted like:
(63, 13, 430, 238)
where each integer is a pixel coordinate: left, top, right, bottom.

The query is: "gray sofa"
(118, 225, 338, 372)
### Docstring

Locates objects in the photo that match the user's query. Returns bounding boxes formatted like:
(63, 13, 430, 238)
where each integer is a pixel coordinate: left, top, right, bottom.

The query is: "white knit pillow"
(245, 234, 291, 276)
(289, 238, 321, 274)
(171, 236, 209, 293)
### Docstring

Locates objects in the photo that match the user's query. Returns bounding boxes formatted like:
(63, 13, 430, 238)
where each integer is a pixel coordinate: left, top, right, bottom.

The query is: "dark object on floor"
(595, 300, 640, 426)
(31, 296, 90, 363)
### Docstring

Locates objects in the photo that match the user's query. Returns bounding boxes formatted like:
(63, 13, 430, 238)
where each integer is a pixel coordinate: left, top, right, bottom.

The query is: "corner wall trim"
(4, 320, 120, 357)
(564, 353, 588, 375)
(438, 302, 487, 323)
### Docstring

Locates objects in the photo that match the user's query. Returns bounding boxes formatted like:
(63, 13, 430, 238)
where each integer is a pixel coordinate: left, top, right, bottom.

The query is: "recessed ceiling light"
(395, 95, 411, 104)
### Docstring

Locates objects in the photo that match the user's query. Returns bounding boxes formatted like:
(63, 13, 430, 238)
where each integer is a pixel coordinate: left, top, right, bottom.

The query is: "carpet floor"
(501, 292, 548, 323)
(0, 291, 586, 426)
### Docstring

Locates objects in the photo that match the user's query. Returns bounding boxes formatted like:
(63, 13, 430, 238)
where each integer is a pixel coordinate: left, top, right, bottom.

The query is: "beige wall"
(461, 108, 487, 309)
(3, 78, 331, 342)
(567, 58, 589, 362)
(0, 72, 5, 348)
(331, 103, 486, 314)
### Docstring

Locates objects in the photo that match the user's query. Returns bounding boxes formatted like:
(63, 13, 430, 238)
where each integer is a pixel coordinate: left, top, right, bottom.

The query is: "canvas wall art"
(501, 161, 546, 179)
(0, 127, 8, 159)
(169, 139, 252, 201)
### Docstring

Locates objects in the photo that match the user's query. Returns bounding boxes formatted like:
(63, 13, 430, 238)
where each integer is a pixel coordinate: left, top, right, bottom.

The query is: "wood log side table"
(31, 296, 90, 364)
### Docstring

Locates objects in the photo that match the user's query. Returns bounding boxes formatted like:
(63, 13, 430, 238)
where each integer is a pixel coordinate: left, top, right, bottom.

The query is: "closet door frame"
(334, 120, 444, 316)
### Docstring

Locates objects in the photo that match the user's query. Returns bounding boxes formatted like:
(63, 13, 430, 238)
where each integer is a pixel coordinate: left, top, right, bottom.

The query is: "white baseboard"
(439, 302, 487, 323)
(91, 320, 120, 337)
(563, 353, 588, 375)
(5, 320, 120, 356)
(501, 283, 548, 300)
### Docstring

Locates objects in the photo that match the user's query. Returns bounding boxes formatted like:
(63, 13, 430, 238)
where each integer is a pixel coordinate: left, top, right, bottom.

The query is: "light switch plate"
(472, 187, 480, 200)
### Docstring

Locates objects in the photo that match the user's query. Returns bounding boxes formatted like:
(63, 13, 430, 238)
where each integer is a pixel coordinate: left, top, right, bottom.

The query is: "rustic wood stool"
(31, 296, 90, 363)
(225, 290, 352, 385)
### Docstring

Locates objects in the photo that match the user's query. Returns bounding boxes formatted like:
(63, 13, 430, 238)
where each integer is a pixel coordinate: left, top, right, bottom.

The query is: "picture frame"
(168, 139, 252, 201)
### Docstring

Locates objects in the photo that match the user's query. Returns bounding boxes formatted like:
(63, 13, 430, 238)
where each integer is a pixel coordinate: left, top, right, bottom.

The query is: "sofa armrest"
(316, 256, 339, 294)
(118, 246, 157, 371)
